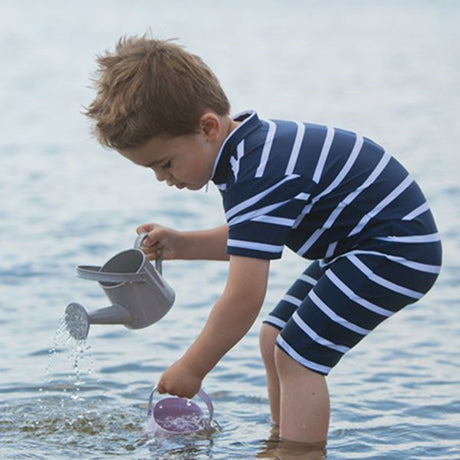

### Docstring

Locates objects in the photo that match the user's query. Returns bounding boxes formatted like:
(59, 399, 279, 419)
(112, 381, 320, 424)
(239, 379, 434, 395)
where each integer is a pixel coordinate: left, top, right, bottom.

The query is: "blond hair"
(85, 36, 230, 149)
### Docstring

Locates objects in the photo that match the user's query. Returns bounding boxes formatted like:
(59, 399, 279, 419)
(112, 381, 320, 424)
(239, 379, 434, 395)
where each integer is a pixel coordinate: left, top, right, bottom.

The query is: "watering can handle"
(147, 387, 214, 422)
(134, 232, 162, 274)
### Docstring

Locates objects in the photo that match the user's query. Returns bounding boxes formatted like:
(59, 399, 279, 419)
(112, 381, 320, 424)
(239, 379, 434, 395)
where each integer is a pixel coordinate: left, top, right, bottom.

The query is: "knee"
(259, 323, 279, 366)
(274, 345, 304, 379)
(274, 346, 325, 383)
(274, 344, 291, 374)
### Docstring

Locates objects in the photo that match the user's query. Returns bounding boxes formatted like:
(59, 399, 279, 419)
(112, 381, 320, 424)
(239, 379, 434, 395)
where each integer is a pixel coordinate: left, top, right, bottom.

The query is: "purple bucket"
(145, 388, 214, 435)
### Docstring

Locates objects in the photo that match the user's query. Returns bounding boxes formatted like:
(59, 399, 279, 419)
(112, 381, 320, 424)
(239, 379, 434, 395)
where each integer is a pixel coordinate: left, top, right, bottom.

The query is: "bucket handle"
(147, 387, 214, 425)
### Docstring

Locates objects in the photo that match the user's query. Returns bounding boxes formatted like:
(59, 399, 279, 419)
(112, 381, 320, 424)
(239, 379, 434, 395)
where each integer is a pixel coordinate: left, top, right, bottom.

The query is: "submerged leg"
(259, 323, 281, 425)
(275, 347, 330, 443)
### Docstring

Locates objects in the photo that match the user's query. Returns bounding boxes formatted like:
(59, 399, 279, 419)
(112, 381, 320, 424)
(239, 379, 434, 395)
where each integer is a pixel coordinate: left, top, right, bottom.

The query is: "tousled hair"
(85, 36, 230, 150)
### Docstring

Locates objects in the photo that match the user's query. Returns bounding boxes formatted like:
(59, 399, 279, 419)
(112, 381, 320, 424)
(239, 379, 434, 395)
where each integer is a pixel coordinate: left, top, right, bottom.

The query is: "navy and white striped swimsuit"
(211, 110, 442, 374)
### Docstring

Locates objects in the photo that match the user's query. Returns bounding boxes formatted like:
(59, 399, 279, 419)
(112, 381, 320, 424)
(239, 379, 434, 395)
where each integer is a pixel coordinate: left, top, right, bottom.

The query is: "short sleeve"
(224, 174, 312, 259)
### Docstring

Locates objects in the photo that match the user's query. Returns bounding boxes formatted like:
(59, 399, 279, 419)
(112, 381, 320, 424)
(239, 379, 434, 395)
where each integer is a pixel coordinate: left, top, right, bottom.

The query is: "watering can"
(145, 388, 214, 436)
(65, 233, 175, 340)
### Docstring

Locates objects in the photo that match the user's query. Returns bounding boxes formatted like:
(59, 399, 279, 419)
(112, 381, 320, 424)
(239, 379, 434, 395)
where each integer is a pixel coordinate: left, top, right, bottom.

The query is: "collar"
(211, 110, 262, 184)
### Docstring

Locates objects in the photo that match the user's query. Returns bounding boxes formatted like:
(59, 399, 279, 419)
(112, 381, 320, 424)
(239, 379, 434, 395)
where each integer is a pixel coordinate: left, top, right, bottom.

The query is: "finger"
(156, 380, 166, 394)
(136, 223, 155, 234)
(142, 230, 160, 248)
(141, 243, 162, 259)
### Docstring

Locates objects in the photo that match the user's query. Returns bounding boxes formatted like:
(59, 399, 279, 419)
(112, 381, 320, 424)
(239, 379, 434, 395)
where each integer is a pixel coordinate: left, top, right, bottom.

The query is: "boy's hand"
(137, 223, 230, 261)
(156, 358, 203, 399)
(136, 223, 181, 261)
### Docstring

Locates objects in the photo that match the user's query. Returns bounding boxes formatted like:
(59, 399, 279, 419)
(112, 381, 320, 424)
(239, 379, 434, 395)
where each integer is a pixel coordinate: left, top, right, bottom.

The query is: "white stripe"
(349, 255, 424, 299)
(309, 290, 371, 335)
(374, 233, 440, 243)
(225, 174, 300, 220)
(293, 311, 349, 353)
(349, 175, 414, 237)
(230, 140, 245, 180)
(402, 202, 429, 221)
(294, 135, 372, 230)
(228, 199, 291, 226)
(325, 241, 338, 258)
(265, 315, 286, 329)
(313, 126, 334, 182)
(255, 120, 276, 177)
(299, 274, 318, 286)
(211, 110, 256, 180)
(326, 270, 393, 317)
(314, 134, 364, 202)
(337, 150, 391, 207)
(276, 336, 331, 374)
(296, 192, 311, 201)
(253, 215, 295, 226)
(217, 184, 226, 191)
(227, 239, 282, 253)
(328, 249, 441, 275)
(296, 135, 365, 253)
(293, 203, 314, 228)
(297, 229, 324, 256)
(285, 122, 305, 175)
(283, 294, 302, 307)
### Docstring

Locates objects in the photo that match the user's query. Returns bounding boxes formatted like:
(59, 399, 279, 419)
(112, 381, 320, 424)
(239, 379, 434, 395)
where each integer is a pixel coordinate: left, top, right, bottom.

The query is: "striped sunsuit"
(211, 110, 442, 375)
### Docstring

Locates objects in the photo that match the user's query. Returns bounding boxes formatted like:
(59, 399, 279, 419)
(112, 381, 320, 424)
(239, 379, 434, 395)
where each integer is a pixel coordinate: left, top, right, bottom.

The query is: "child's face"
(120, 131, 219, 191)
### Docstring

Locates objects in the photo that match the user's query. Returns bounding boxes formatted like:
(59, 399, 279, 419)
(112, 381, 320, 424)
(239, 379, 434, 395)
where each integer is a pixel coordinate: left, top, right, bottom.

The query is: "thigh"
(263, 260, 323, 331)
(276, 252, 440, 375)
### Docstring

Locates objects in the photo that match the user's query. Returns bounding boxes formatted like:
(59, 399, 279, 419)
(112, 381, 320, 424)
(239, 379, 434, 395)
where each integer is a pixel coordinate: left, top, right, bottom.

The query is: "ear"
(199, 112, 221, 142)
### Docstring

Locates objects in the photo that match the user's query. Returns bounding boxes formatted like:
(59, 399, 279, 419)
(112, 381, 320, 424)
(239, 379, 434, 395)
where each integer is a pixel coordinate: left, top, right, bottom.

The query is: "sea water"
(1, 1, 459, 458)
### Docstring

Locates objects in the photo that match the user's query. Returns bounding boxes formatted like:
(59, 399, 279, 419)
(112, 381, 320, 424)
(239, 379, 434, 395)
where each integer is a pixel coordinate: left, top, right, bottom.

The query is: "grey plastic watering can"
(65, 233, 175, 340)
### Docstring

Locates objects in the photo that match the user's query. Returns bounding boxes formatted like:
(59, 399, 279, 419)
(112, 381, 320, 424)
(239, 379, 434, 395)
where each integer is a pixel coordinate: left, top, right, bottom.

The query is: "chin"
(186, 184, 205, 191)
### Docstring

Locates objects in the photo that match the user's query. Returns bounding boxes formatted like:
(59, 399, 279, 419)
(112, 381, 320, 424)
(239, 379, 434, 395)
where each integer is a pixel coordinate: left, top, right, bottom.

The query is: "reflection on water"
(1, 1, 459, 458)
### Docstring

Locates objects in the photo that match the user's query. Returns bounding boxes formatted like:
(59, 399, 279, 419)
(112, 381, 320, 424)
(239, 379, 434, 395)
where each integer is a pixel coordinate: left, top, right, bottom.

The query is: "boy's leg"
(272, 249, 440, 442)
(260, 261, 324, 427)
(275, 347, 329, 443)
(259, 323, 281, 424)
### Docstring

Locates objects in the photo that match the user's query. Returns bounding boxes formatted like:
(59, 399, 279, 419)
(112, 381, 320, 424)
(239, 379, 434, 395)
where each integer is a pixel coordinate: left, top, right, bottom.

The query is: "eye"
(161, 160, 172, 170)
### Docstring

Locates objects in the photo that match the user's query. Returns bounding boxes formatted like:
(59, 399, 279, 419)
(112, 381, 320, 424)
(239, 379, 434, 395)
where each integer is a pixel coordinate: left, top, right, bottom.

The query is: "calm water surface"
(1, 1, 459, 458)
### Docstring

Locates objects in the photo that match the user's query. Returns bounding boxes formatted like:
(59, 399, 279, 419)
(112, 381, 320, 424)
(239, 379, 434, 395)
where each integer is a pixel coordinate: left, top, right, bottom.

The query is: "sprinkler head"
(65, 302, 90, 340)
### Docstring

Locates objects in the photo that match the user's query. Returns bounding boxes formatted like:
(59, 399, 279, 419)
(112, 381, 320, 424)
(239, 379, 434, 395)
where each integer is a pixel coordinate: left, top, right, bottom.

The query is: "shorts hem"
(276, 335, 331, 375)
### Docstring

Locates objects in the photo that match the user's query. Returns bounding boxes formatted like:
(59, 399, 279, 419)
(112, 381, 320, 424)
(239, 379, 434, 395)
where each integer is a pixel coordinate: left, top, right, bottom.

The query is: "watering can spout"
(65, 302, 132, 340)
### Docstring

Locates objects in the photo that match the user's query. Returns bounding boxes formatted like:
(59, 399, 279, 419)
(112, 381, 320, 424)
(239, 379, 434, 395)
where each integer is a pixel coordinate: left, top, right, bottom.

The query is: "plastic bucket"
(146, 388, 214, 435)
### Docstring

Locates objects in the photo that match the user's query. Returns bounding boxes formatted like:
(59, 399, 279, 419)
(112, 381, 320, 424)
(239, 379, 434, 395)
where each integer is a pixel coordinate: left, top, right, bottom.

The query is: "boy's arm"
(137, 223, 229, 261)
(157, 255, 270, 398)
(178, 225, 230, 260)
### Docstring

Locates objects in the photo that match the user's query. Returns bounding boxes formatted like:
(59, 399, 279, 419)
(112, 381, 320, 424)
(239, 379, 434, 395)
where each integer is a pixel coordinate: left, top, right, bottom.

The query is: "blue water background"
(0, 1, 459, 458)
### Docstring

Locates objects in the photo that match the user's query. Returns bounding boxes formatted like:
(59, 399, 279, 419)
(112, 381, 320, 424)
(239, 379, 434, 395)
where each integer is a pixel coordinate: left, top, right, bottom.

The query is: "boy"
(85, 36, 442, 444)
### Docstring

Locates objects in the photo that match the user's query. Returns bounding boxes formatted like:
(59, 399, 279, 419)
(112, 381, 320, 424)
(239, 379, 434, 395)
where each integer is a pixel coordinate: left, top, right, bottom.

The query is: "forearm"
(181, 257, 269, 377)
(177, 224, 229, 260)
(182, 297, 260, 377)
(156, 256, 270, 398)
